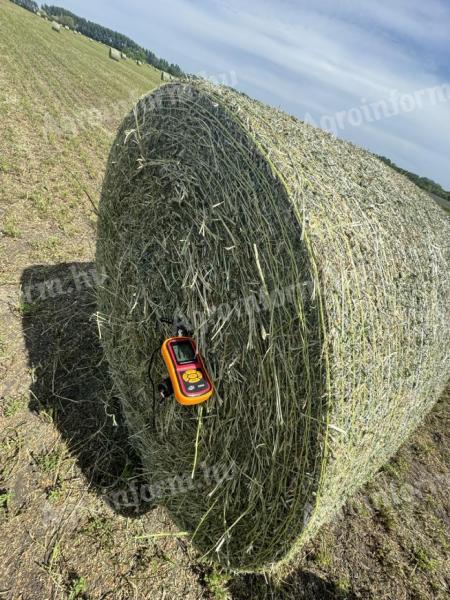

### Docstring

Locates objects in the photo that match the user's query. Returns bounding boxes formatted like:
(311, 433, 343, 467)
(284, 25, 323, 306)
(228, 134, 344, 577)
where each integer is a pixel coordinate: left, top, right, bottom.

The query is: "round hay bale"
(109, 47, 121, 62)
(96, 81, 450, 572)
(51, 21, 61, 32)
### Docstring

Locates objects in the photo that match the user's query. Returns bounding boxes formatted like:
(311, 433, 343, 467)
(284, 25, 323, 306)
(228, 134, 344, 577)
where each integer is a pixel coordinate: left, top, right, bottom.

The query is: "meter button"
(182, 369, 203, 384)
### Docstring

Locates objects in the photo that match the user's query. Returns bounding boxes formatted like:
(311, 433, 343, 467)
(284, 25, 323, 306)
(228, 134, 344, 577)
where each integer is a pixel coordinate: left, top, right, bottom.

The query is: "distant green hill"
(377, 155, 450, 202)
(41, 3, 184, 77)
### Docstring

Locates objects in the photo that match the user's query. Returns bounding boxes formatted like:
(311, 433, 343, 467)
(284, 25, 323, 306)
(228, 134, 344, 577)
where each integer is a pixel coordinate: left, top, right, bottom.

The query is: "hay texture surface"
(96, 81, 450, 572)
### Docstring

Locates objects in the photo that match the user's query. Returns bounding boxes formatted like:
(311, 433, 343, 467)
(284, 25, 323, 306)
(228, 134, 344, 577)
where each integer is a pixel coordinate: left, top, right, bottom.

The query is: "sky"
(57, 0, 450, 189)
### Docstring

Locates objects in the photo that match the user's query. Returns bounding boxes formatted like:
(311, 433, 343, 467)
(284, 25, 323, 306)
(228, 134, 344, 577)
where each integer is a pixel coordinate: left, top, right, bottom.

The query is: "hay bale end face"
(109, 47, 121, 62)
(51, 21, 61, 32)
(96, 81, 450, 572)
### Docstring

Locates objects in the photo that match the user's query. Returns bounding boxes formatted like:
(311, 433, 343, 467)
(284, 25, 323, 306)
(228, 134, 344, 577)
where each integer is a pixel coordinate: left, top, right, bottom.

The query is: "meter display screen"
(173, 341, 196, 364)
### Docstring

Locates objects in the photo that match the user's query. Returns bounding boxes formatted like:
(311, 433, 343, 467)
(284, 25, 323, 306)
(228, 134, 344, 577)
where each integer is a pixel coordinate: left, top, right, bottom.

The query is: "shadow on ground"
(20, 262, 357, 599)
(21, 261, 152, 517)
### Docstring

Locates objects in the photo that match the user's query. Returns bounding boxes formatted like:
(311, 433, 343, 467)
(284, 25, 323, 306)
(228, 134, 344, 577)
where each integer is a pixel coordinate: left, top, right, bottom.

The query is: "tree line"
(40, 3, 184, 77)
(10, 0, 39, 12)
(377, 156, 450, 202)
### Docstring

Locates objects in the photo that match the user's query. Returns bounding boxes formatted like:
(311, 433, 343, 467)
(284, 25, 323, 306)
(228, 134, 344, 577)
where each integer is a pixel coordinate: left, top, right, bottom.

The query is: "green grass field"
(0, 1, 449, 598)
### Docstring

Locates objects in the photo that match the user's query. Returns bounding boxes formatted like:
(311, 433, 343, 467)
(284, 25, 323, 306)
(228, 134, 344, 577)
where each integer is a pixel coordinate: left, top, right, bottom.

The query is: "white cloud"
(62, 0, 450, 188)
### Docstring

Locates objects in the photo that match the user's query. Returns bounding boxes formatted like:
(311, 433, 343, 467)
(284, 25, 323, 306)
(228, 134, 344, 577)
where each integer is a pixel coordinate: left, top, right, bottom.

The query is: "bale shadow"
(21, 261, 152, 517)
(21, 263, 359, 597)
(228, 570, 358, 600)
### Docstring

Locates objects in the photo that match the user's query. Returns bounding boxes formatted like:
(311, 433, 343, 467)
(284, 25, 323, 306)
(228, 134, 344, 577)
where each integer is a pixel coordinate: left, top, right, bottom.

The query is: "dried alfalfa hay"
(109, 47, 121, 62)
(96, 81, 450, 572)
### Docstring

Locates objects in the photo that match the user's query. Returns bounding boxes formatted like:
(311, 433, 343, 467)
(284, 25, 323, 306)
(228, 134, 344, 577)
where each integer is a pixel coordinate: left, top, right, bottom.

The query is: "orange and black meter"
(161, 337, 214, 406)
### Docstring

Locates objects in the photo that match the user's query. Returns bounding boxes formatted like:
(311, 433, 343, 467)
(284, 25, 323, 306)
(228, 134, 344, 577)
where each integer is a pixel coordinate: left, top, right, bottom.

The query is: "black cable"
(148, 344, 162, 432)
(159, 316, 174, 326)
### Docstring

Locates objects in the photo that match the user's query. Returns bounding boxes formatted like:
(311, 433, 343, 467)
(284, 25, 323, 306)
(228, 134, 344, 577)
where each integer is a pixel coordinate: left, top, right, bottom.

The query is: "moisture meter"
(160, 337, 214, 405)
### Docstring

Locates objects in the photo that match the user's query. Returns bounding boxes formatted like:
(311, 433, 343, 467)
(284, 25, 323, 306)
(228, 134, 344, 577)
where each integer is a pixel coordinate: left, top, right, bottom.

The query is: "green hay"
(96, 81, 450, 572)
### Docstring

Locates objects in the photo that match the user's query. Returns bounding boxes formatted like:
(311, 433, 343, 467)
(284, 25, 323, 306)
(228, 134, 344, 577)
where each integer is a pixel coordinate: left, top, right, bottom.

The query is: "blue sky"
(56, 0, 450, 188)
